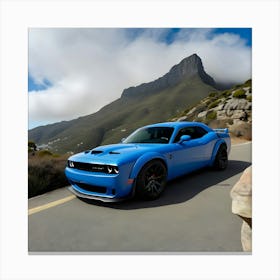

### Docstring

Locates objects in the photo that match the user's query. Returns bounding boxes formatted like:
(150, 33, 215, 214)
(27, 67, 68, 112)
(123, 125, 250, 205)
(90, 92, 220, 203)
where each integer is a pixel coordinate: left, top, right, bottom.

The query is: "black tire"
(213, 145, 228, 170)
(136, 160, 167, 200)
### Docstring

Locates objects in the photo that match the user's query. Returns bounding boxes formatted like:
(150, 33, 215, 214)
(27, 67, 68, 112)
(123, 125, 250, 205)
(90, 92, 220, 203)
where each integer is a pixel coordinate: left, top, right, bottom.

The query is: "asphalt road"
(28, 142, 251, 253)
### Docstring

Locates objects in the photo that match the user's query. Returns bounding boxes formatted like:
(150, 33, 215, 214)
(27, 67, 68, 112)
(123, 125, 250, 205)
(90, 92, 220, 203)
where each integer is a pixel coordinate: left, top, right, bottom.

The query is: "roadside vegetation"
(28, 142, 69, 198)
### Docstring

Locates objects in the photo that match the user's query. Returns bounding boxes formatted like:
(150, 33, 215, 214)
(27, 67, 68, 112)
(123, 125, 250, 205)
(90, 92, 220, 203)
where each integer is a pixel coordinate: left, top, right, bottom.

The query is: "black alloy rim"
(143, 163, 166, 195)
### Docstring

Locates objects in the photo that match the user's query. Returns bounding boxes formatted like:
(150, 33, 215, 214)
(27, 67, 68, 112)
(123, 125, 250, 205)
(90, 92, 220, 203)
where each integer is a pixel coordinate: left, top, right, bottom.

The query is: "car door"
(168, 126, 214, 178)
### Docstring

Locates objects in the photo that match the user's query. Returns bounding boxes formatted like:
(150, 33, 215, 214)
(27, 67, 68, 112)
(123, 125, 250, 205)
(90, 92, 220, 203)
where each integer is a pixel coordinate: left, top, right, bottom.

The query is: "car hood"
(68, 143, 166, 165)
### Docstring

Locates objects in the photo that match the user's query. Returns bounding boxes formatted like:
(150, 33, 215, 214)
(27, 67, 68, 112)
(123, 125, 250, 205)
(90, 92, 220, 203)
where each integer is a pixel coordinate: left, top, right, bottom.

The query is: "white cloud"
(28, 28, 251, 128)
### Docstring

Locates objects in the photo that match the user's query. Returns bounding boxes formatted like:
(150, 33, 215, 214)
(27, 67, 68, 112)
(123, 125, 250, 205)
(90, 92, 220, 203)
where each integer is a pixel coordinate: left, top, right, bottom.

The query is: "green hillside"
(29, 75, 215, 154)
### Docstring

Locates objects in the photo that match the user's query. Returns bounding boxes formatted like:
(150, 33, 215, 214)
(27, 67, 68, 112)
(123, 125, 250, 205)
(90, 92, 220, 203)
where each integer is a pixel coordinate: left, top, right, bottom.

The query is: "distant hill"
(29, 54, 219, 154)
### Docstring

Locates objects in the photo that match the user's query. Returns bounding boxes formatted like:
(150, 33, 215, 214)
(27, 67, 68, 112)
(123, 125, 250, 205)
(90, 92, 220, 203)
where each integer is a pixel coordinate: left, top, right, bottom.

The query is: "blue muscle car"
(65, 122, 231, 201)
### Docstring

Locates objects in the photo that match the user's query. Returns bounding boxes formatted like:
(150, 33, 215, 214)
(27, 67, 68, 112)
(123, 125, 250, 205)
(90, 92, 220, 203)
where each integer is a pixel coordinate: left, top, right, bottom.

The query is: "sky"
(28, 28, 252, 129)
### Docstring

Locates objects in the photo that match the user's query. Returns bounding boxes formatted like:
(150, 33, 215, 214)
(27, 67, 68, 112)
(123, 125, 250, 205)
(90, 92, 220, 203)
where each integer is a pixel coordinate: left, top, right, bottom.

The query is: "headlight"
(107, 165, 119, 174)
(68, 160, 75, 168)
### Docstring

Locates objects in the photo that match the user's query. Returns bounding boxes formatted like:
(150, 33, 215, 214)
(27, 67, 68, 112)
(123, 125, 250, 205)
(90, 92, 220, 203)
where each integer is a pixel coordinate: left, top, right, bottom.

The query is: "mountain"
(29, 54, 218, 154)
(121, 54, 216, 97)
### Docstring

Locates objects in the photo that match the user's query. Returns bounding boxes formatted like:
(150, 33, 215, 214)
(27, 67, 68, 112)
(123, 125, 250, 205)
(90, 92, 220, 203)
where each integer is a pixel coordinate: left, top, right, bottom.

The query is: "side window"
(193, 126, 208, 139)
(174, 126, 208, 142)
(174, 127, 195, 142)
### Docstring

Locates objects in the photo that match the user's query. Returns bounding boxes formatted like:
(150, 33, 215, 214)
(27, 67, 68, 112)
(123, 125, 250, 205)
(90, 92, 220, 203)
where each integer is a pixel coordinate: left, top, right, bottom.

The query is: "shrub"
(208, 99, 220, 109)
(229, 122, 252, 140)
(28, 154, 68, 198)
(28, 141, 37, 151)
(244, 79, 252, 87)
(233, 84, 242, 89)
(222, 90, 231, 97)
(233, 89, 246, 98)
(38, 150, 53, 157)
(209, 92, 218, 97)
(246, 95, 252, 102)
(182, 107, 191, 115)
(206, 110, 217, 121)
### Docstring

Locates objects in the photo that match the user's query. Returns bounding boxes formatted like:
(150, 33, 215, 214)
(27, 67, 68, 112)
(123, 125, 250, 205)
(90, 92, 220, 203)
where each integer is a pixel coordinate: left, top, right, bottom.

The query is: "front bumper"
(68, 186, 132, 202)
(65, 164, 134, 200)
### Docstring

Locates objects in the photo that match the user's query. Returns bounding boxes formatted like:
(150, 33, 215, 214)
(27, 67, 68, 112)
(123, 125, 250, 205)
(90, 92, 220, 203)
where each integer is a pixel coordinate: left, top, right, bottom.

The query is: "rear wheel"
(136, 160, 167, 200)
(213, 145, 228, 170)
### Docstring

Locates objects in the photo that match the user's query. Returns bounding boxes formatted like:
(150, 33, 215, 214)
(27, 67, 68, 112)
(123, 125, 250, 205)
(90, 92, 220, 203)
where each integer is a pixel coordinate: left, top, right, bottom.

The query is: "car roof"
(144, 121, 211, 130)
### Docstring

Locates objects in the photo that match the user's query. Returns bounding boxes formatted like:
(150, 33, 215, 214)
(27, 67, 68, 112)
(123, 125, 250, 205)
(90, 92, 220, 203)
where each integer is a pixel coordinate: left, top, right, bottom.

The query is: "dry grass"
(28, 151, 69, 198)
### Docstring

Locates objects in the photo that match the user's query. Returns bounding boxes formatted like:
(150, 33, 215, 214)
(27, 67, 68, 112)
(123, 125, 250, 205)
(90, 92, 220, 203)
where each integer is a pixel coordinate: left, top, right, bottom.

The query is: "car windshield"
(123, 127, 174, 144)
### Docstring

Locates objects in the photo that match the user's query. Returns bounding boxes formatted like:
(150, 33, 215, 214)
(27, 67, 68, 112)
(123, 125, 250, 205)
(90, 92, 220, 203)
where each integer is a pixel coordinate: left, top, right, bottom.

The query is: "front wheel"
(213, 145, 228, 170)
(136, 160, 167, 200)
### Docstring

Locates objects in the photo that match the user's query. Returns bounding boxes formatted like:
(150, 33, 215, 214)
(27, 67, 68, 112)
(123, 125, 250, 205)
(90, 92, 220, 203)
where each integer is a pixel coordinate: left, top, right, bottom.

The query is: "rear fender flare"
(210, 140, 227, 165)
(129, 152, 167, 179)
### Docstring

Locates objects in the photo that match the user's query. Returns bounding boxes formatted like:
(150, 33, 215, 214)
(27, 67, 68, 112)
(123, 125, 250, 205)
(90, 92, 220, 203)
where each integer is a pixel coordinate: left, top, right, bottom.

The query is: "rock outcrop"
(230, 166, 252, 251)
(171, 79, 252, 140)
(121, 54, 216, 98)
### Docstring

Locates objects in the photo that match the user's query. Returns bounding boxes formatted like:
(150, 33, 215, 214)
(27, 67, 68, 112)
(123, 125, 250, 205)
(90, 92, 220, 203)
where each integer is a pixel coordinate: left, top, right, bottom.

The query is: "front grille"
(68, 160, 119, 174)
(75, 182, 107, 194)
(69, 161, 106, 172)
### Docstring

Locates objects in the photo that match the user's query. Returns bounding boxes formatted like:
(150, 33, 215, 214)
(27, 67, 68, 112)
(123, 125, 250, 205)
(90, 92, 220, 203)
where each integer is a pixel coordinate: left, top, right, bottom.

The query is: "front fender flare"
(129, 152, 167, 179)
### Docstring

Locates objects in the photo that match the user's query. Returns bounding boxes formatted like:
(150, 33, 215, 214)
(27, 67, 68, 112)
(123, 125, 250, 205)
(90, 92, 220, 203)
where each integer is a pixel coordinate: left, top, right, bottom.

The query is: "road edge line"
(28, 195, 75, 215)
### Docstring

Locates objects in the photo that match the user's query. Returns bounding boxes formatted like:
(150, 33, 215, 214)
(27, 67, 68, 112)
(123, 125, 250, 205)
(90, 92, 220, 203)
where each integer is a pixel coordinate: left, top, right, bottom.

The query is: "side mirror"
(179, 135, 191, 144)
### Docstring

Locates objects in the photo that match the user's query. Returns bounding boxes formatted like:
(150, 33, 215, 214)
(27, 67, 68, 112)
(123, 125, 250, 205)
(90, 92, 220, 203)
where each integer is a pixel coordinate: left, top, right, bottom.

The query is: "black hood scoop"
(91, 150, 103, 155)
(109, 151, 120, 154)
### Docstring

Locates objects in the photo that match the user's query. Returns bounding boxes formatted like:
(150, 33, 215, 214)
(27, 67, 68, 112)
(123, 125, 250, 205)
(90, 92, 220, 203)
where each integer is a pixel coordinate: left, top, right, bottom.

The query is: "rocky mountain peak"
(121, 53, 216, 98)
(167, 53, 207, 83)
(170, 53, 202, 74)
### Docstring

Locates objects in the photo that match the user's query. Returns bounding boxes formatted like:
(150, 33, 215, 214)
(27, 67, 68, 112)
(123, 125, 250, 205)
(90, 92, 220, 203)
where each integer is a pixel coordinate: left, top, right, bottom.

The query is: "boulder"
(187, 107, 197, 115)
(216, 103, 225, 111)
(216, 110, 227, 120)
(197, 111, 207, 118)
(231, 166, 252, 218)
(177, 116, 187, 122)
(231, 166, 252, 251)
(241, 221, 252, 252)
(224, 99, 250, 111)
(231, 110, 247, 120)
